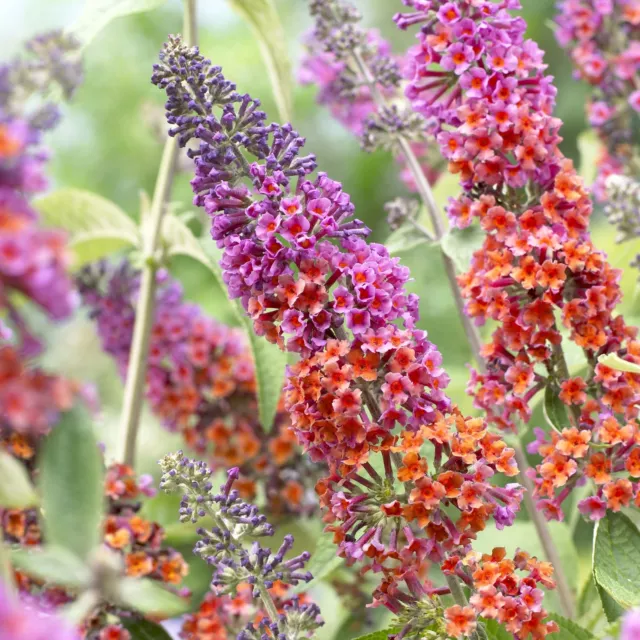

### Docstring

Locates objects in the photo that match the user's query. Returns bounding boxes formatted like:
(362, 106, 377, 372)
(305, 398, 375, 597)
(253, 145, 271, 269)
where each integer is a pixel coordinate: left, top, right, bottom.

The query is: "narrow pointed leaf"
(598, 352, 640, 374)
(227, 0, 292, 122)
(593, 511, 640, 618)
(11, 546, 90, 589)
(35, 188, 140, 268)
(0, 450, 38, 509)
(292, 532, 343, 594)
(122, 618, 174, 640)
(161, 216, 287, 430)
(543, 383, 571, 433)
(351, 629, 400, 640)
(199, 239, 287, 431)
(39, 405, 105, 560)
(118, 577, 190, 617)
(547, 614, 595, 639)
(69, 0, 169, 47)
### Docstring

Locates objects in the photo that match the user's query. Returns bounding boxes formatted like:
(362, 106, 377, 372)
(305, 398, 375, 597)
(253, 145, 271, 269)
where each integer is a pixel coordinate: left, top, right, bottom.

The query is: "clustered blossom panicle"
(395, 0, 640, 526)
(4, 461, 189, 640)
(181, 582, 318, 640)
(299, 0, 442, 193)
(153, 37, 557, 639)
(0, 580, 79, 640)
(604, 174, 640, 277)
(554, 0, 639, 200)
(78, 261, 319, 517)
(159, 452, 323, 639)
(0, 31, 81, 351)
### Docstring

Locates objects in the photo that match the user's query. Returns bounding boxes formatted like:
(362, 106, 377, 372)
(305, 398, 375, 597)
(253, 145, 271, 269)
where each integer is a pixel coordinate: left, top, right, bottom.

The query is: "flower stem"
(257, 583, 281, 625)
(350, 43, 576, 618)
(118, 0, 198, 467)
(514, 445, 575, 618)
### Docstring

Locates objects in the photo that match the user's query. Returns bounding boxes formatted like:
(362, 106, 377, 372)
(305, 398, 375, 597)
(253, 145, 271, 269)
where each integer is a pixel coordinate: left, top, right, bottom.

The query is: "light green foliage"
(441, 224, 485, 273)
(292, 532, 344, 595)
(598, 352, 640, 374)
(35, 188, 140, 268)
(351, 629, 399, 640)
(118, 577, 191, 617)
(227, 0, 293, 122)
(200, 241, 288, 432)
(0, 450, 38, 509)
(69, 0, 169, 46)
(39, 405, 105, 560)
(543, 384, 571, 433)
(547, 614, 595, 640)
(593, 512, 640, 619)
(11, 546, 91, 589)
(576, 130, 600, 187)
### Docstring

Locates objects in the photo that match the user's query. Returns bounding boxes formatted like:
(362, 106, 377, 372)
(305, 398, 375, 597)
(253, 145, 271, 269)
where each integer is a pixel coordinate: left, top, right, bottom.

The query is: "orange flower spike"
(559, 376, 587, 405)
(603, 478, 633, 511)
(444, 605, 478, 639)
(584, 452, 612, 484)
(555, 427, 591, 458)
(397, 451, 428, 483)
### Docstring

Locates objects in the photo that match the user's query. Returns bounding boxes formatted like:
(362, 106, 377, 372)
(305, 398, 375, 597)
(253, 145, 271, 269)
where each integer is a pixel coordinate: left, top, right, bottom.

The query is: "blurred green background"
(4, 0, 640, 635)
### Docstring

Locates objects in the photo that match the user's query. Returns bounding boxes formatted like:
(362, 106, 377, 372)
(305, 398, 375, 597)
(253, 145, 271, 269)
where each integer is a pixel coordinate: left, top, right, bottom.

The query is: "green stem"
(118, 0, 198, 467)
(350, 42, 576, 619)
(257, 584, 281, 625)
(0, 539, 15, 595)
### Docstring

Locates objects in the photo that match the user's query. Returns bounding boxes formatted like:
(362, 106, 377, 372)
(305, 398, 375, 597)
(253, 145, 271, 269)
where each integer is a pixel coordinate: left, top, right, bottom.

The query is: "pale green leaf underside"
(441, 223, 485, 273)
(598, 352, 640, 375)
(118, 577, 190, 617)
(39, 405, 105, 560)
(0, 451, 38, 509)
(69, 0, 169, 47)
(34, 188, 140, 268)
(11, 546, 90, 589)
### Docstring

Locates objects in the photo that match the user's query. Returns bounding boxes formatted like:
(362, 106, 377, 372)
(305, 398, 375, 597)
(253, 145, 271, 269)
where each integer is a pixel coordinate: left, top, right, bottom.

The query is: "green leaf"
(576, 576, 599, 619)
(11, 546, 90, 589)
(577, 129, 600, 186)
(227, 0, 292, 122)
(35, 188, 140, 268)
(440, 224, 485, 273)
(118, 577, 190, 617)
(484, 620, 512, 640)
(593, 511, 640, 618)
(385, 224, 432, 255)
(292, 532, 343, 594)
(198, 240, 287, 431)
(39, 405, 105, 560)
(596, 583, 626, 623)
(0, 450, 38, 509)
(598, 352, 640, 374)
(165, 223, 287, 431)
(69, 0, 169, 47)
(547, 614, 595, 640)
(122, 618, 174, 640)
(162, 213, 213, 270)
(351, 629, 399, 640)
(543, 383, 571, 433)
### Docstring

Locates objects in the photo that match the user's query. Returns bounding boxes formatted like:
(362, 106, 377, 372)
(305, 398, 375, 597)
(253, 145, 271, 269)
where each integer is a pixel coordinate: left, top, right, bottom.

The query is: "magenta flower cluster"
(555, 0, 640, 199)
(0, 32, 81, 352)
